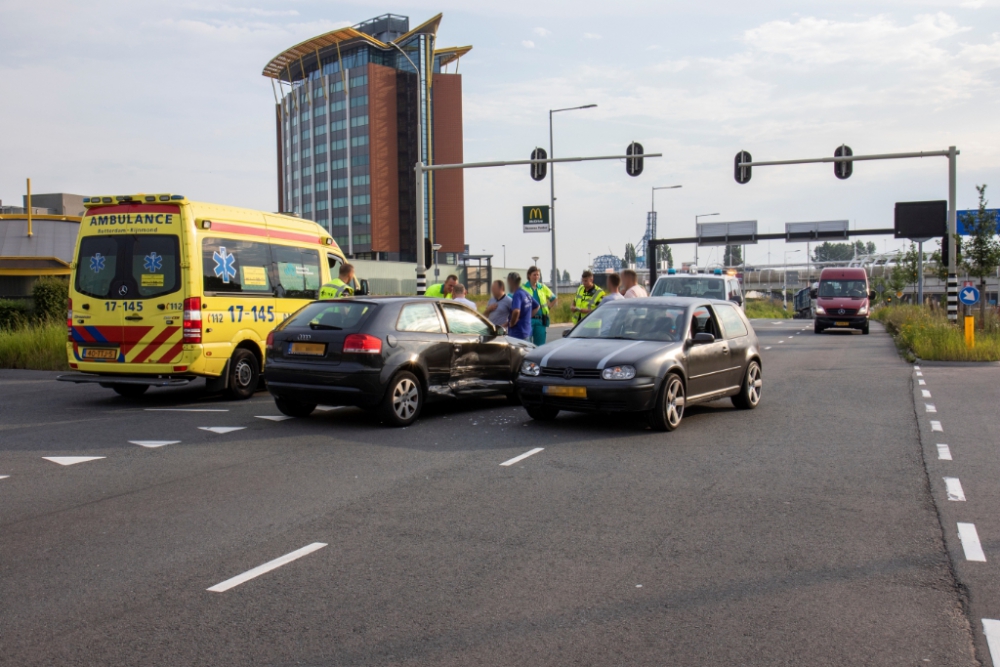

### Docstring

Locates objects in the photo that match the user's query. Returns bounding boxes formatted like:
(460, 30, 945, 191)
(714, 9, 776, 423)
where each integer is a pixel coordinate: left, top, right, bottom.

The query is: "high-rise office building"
(262, 13, 470, 261)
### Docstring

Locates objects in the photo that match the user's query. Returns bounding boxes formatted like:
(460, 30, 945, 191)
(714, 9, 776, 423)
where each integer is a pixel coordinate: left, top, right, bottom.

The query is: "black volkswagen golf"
(263, 297, 533, 426)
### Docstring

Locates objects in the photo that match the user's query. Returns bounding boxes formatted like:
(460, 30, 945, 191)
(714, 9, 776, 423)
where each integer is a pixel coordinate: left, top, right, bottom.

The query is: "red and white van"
(811, 267, 876, 335)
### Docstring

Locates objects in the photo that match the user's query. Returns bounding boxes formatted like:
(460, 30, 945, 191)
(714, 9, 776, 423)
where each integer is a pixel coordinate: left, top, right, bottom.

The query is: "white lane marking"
(937, 444, 953, 460)
(597, 340, 645, 369)
(921, 390, 932, 398)
(500, 447, 545, 467)
(256, 416, 294, 422)
(778, 340, 785, 344)
(983, 619, 1000, 662)
(0, 475, 8, 480)
(207, 542, 327, 593)
(959, 524, 987, 562)
(926, 404, 937, 413)
(129, 440, 181, 448)
(944, 477, 966, 501)
(145, 409, 229, 412)
(198, 427, 246, 434)
(772, 322, 781, 325)
(918, 379, 926, 386)
(916, 371, 923, 377)
(315, 405, 341, 412)
(43, 456, 105, 466)
(795, 332, 801, 335)
(931, 420, 943, 432)
(764, 346, 772, 350)
(914, 365, 921, 370)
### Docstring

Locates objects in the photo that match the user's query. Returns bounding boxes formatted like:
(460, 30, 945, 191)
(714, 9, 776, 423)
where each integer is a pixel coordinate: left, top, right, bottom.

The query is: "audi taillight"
(183, 297, 202, 344)
(266, 331, 275, 351)
(343, 333, 382, 354)
(66, 297, 73, 341)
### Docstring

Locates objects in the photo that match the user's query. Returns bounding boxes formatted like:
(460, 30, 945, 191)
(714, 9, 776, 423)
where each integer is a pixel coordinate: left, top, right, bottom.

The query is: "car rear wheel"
(649, 373, 685, 432)
(732, 361, 762, 410)
(381, 371, 422, 427)
(226, 349, 260, 400)
(112, 384, 148, 398)
(274, 396, 316, 418)
(525, 405, 559, 421)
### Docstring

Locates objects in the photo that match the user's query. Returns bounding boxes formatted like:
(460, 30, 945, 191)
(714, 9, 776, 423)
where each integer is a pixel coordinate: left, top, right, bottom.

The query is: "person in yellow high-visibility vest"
(319, 263, 355, 299)
(571, 270, 605, 324)
(424, 274, 457, 298)
(523, 266, 556, 345)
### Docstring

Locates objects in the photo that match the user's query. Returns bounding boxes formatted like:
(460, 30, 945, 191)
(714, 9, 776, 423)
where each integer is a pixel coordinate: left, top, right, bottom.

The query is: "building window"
(292, 152, 298, 162)
(301, 130, 310, 141)
(303, 202, 313, 213)
(352, 175, 370, 186)
(315, 181, 328, 192)
(352, 234, 372, 245)
(352, 213, 371, 224)
(331, 158, 347, 170)
(302, 184, 312, 195)
(315, 143, 327, 155)
(293, 169, 300, 180)
(300, 111, 309, 122)
(316, 200, 329, 211)
(329, 80, 344, 94)
(315, 162, 327, 174)
(331, 139, 347, 151)
(329, 100, 346, 113)
(352, 194, 371, 206)
(293, 188, 300, 198)
(313, 106, 325, 118)
(350, 115, 369, 128)
(330, 178, 348, 189)
(332, 216, 348, 227)
(292, 134, 298, 144)
(351, 154, 369, 167)
(313, 87, 324, 99)
(350, 74, 368, 87)
(292, 115, 298, 127)
(329, 119, 346, 132)
(332, 197, 348, 209)
(350, 95, 368, 108)
(351, 135, 369, 147)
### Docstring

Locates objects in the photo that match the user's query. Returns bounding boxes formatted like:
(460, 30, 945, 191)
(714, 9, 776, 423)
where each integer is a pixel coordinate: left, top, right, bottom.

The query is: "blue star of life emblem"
(213, 246, 237, 284)
(90, 253, 106, 273)
(144, 251, 163, 273)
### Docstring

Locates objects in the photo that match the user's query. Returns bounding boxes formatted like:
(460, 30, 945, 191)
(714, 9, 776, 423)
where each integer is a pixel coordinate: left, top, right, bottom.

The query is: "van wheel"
(814, 321, 825, 334)
(862, 321, 870, 335)
(732, 361, 762, 410)
(274, 396, 316, 418)
(112, 384, 148, 398)
(649, 373, 685, 432)
(226, 349, 260, 400)
(380, 371, 422, 427)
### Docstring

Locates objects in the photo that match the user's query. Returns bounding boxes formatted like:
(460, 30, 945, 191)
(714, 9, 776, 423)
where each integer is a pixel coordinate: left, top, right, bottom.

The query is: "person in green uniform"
(571, 270, 605, 324)
(319, 263, 355, 299)
(424, 275, 457, 298)
(523, 266, 556, 345)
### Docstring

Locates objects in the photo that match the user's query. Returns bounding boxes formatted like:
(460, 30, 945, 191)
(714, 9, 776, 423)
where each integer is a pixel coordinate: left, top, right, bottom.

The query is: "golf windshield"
(819, 279, 867, 298)
(651, 276, 727, 300)
(569, 304, 687, 343)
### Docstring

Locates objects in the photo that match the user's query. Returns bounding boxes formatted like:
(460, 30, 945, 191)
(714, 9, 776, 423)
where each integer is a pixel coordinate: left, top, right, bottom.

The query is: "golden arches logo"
(528, 208, 544, 220)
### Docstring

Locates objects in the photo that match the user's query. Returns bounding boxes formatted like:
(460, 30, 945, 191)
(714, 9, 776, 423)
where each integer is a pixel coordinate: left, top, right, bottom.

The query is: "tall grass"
(745, 298, 794, 320)
(0, 320, 69, 371)
(874, 305, 1000, 362)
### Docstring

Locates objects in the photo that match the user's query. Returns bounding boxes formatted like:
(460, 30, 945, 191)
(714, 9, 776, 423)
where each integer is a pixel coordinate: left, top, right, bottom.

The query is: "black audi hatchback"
(263, 297, 533, 426)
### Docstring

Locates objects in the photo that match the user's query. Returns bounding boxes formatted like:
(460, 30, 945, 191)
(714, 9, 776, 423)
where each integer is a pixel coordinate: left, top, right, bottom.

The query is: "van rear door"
(73, 235, 124, 362)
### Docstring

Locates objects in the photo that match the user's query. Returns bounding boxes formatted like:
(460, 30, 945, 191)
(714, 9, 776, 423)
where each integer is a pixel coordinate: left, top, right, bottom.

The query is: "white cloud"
(533, 27, 551, 37)
(522, 40, 535, 48)
(583, 32, 602, 39)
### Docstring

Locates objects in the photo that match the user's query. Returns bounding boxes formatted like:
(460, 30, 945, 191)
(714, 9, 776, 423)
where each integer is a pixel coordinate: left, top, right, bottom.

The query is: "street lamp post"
(694, 213, 720, 271)
(502, 244, 506, 268)
(549, 103, 597, 288)
(651, 185, 682, 269)
(432, 243, 442, 284)
(784, 249, 801, 310)
(389, 41, 427, 294)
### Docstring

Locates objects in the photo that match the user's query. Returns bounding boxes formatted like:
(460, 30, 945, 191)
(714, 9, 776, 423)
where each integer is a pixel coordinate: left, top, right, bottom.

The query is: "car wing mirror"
(692, 332, 715, 345)
(731, 295, 743, 305)
(357, 279, 370, 296)
(495, 325, 506, 336)
(562, 328, 572, 338)
(868, 290, 877, 301)
(809, 289, 818, 299)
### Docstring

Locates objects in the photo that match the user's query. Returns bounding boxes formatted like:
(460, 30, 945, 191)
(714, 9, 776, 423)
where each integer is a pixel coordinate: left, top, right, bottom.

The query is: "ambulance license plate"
(543, 386, 587, 399)
(82, 348, 118, 360)
(289, 342, 326, 356)
(835, 321, 850, 327)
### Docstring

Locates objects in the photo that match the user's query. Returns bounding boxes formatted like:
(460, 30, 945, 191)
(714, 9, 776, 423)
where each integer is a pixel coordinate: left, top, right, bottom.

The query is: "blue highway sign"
(959, 286, 980, 306)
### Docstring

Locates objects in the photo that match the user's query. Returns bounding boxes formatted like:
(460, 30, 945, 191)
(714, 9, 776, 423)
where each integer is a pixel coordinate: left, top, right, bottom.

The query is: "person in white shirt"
(601, 273, 624, 305)
(621, 269, 648, 298)
(451, 283, 478, 310)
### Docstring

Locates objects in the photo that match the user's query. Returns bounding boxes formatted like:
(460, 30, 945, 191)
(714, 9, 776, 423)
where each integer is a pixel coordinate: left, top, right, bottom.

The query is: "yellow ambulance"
(59, 193, 360, 399)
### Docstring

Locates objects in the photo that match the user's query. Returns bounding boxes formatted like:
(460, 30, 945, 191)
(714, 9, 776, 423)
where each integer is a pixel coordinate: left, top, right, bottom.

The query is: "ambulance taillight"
(66, 298, 73, 341)
(183, 297, 202, 344)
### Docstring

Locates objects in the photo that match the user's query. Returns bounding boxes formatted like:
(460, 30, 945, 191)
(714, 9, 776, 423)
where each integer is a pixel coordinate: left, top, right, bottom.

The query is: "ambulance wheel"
(112, 384, 148, 398)
(226, 348, 260, 400)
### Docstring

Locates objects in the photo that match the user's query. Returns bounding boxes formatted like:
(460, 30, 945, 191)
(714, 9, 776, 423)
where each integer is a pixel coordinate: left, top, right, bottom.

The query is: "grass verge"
(874, 305, 1000, 362)
(0, 320, 70, 371)
(745, 298, 794, 320)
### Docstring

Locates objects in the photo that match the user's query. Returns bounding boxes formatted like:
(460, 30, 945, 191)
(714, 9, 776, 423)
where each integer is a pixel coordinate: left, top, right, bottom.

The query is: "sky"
(2, 0, 999, 276)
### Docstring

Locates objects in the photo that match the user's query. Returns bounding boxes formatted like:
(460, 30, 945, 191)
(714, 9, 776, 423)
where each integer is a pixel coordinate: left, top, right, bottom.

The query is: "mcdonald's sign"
(523, 205, 550, 233)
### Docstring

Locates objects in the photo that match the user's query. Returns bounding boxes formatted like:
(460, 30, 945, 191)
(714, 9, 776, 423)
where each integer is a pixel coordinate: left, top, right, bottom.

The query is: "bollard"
(965, 316, 975, 349)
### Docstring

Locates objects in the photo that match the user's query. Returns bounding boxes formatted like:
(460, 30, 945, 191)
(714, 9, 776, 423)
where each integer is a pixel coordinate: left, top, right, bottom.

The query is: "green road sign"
(523, 205, 550, 233)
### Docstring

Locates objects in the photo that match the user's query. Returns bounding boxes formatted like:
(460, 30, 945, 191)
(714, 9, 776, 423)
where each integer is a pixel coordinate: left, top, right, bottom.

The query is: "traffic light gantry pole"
(413, 150, 661, 294)
(735, 146, 960, 321)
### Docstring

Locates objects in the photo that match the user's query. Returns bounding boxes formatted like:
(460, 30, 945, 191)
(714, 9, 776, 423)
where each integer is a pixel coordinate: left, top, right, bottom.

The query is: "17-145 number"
(226, 305, 274, 323)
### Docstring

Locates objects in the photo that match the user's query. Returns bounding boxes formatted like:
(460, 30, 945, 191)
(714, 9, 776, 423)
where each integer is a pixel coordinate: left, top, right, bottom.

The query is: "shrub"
(33, 277, 69, 322)
(874, 305, 1000, 361)
(744, 298, 793, 320)
(0, 300, 31, 330)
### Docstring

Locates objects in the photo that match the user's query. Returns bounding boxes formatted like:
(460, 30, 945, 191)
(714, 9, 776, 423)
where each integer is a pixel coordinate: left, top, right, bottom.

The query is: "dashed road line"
(764, 346, 772, 350)
(129, 440, 181, 448)
(936, 444, 952, 460)
(916, 371, 923, 377)
(778, 340, 785, 344)
(944, 477, 966, 501)
(0, 475, 9, 480)
(198, 427, 246, 434)
(921, 390, 932, 398)
(925, 404, 937, 413)
(42, 456, 105, 466)
(931, 420, 943, 432)
(500, 447, 545, 467)
(918, 379, 926, 386)
(983, 620, 1000, 661)
(958, 523, 987, 562)
(207, 542, 328, 593)
(256, 416, 294, 422)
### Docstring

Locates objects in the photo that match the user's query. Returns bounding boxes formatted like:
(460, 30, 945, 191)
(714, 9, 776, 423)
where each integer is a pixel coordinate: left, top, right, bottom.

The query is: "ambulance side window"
(202, 238, 274, 295)
(273, 245, 322, 300)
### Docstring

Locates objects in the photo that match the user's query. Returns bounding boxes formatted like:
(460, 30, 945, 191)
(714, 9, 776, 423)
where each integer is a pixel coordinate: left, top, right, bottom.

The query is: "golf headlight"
(815, 304, 826, 315)
(521, 361, 541, 376)
(857, 303, 868, 315)
(602, 365, 636, 380)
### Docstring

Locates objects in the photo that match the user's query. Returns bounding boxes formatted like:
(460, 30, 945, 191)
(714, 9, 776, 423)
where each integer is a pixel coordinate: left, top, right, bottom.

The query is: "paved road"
(0, 320, 984, 665)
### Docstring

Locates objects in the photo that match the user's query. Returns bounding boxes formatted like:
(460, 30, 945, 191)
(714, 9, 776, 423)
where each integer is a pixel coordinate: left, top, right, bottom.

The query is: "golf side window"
(690, 306, 722, 339)
(715, 303, 748, 339)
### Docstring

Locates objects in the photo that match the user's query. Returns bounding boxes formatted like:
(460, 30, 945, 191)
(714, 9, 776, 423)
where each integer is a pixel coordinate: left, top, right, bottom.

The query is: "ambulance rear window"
(76, 235, 180, 299)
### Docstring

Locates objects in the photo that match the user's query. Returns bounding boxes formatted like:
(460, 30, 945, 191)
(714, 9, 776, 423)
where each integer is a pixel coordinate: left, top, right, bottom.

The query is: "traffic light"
(530, 147, 547, 181)
(834, 144, 853, 179)
(734, 150, 752, 184)
(626, 142, 644, 177)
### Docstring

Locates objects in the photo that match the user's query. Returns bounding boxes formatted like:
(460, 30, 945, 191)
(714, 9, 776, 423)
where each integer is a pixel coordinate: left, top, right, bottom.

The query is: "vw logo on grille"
(563, 367, 575, 380)
(838, 308, 846, 315)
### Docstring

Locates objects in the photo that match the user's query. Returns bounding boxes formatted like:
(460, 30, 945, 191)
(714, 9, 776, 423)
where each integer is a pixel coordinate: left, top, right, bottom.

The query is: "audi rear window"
(284, 301, 375, 330)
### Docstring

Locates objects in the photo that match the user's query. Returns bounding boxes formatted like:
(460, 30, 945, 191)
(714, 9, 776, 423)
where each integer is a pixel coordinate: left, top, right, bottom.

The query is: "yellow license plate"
(288, 342, 326, 356)
(835, 321, 850, 326)
(82, 348, 118, 360)
(544, 386, 587, 398)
